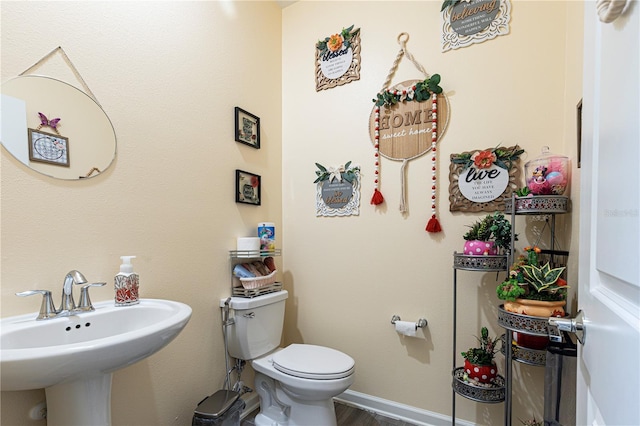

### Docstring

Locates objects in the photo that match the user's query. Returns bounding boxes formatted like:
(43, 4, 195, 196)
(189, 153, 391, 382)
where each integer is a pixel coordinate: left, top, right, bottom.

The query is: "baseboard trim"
(240, 392, 260, 420)
(334, 389, 475, 426)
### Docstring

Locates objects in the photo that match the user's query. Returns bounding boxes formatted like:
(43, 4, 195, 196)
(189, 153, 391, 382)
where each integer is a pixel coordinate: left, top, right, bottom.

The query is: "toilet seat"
(272, 344, 355, 380)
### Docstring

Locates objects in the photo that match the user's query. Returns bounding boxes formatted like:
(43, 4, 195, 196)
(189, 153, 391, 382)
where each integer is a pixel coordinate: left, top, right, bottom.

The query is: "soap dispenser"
(115, 255, 139, 306)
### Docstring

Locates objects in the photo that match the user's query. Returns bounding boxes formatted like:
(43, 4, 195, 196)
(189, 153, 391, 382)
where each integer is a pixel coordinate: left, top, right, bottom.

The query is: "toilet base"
(253, 372, 338, 426)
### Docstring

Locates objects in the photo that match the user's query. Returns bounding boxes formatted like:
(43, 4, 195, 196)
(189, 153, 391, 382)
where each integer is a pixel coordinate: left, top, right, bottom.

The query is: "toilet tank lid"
(220, 290, 288, 309)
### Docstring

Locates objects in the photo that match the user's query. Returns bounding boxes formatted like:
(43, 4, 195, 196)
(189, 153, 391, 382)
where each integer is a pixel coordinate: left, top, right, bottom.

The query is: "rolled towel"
(233, 264, 255, 279)
(253, 261, 271, 276)
(263, 257, 276, 272)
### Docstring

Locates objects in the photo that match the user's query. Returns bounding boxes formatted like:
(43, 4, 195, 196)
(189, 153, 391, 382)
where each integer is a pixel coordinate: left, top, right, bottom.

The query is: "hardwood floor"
(241, 401, 417, 426)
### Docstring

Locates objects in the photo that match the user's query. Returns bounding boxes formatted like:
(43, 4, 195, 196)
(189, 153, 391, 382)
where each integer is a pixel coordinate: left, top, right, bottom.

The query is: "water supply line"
(222, 297, 234, 391)
(221, 298, 252, 394)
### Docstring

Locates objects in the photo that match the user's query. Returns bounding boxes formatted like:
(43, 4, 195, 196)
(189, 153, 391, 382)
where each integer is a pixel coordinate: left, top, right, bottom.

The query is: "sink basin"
(1, 298, 192, 425)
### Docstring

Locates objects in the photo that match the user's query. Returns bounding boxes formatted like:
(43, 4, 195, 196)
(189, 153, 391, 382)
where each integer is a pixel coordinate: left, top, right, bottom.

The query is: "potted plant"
(463, 212, 515, 256)
(497, 246, 568, 317)
(461, 327, 500, 384)
(497, 246, 568, 349)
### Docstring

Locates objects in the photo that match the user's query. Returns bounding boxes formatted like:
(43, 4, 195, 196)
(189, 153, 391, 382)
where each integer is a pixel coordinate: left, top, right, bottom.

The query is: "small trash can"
(192, 390, 245, 426)
(544, 332, 577, 426)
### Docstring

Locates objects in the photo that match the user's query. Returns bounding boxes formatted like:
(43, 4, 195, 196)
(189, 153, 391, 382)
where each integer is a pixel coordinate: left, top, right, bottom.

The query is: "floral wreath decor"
(314, 161, 360, 184)
(451, 145, 524, 171)
(316, 25, 359, 56)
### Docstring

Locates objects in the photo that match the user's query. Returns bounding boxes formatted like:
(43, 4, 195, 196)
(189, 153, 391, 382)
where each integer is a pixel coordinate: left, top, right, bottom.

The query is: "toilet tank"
(221, 290, 288, 360)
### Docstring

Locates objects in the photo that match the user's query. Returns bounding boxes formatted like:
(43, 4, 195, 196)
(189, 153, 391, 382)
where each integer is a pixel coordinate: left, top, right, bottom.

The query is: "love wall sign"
(448, 145, 524, 212)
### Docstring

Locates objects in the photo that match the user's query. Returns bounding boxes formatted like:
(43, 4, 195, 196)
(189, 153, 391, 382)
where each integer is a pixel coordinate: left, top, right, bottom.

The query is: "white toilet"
(221, 290, 355, 426)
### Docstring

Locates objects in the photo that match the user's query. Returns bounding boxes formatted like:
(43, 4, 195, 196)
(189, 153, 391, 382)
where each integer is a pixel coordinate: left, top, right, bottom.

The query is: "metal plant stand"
(451, 194, 569, 426)
(451, 253, 508, 425)
(498, 194, 570, 425)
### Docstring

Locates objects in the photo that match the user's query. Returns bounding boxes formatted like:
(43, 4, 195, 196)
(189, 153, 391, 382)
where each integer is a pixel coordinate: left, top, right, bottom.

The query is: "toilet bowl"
(252, 345, 354, 426)
(220, 291, 355, 426)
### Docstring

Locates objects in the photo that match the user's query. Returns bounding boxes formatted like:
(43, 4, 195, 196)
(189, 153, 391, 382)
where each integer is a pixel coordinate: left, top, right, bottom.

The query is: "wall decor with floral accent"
(441, 0, 512, 52)
(368, 32, 450, 233)
(314, 161, 361, 217)
(449, 145, 524, 212)
(315, 25, 361, 92)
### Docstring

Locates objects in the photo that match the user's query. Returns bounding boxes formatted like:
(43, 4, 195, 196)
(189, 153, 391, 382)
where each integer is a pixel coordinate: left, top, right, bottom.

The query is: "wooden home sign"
(368, 80, 450, 161)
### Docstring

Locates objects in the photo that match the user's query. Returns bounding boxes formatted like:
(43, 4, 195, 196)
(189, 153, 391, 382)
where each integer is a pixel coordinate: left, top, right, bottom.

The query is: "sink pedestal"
(45, 373, 113, 426)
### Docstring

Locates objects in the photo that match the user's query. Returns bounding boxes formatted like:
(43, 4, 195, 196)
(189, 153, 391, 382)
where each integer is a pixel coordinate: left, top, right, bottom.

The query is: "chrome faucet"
(16, 270, 106, 320)
(58, 270, 87, 314)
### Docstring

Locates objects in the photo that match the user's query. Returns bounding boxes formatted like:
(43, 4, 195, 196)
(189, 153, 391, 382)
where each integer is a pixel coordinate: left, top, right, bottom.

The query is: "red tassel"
(370, 189, 384, 205)
(426, 215, 442, 233)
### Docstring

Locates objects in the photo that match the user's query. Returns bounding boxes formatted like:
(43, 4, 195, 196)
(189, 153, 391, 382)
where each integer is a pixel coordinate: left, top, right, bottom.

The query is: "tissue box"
(239, 270, 277, 289)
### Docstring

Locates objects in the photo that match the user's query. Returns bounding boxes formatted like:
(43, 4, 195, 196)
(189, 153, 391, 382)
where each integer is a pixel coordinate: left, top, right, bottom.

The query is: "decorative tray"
(453, 252, 508, 271)
(505, 195, 569, 214)
(500, 334, 546, 366)
(497, 305, 549, 336)
(452, 367, 505, 403)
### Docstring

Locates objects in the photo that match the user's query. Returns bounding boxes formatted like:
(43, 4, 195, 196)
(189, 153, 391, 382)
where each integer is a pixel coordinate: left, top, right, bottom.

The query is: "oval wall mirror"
(1, 75, 116, 180)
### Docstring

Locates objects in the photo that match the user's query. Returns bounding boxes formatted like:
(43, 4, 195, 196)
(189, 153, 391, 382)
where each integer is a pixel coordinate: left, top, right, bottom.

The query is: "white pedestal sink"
(1, 298, 192, 425)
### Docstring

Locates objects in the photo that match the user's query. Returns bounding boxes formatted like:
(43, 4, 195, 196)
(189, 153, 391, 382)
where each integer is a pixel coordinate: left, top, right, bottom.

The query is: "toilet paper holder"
(391, 315, 428, 330)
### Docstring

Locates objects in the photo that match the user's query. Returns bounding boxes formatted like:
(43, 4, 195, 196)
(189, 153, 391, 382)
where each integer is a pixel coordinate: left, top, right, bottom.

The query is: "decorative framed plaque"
(449, 145, 523, 212)
(28, 128, 70, 167)
(314, 161, 361, 217)
(234, 107, 260, 149)
(315, 25, 361, 92)
(441, 0, 512, 52)
(235, 169, 261, 206)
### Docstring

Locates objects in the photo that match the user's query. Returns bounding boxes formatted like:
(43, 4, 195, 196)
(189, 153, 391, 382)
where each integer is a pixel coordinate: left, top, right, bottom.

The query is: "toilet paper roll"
(395, 320, 417, 337)
(237, 237, 261, 255)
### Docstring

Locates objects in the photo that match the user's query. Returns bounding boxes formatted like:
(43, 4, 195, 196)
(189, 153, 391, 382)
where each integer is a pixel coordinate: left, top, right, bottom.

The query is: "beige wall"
(1, 2, 282, 425)
(1, 1, 584, 425)
(282, 1, 583, 424)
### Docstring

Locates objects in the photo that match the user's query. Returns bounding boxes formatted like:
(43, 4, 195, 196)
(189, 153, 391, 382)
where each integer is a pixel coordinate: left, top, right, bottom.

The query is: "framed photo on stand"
(234, 107, 260, 149)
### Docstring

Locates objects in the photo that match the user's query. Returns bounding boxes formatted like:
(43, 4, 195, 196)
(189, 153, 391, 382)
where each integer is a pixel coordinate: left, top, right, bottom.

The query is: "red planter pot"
(513, 332, 549, 350)
(464, 359, 497, 384)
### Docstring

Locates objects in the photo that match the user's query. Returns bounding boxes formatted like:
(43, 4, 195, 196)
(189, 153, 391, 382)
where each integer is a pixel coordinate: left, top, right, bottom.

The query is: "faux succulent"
(461, 327, 499, 366)
(463, 212, 516, 252)
(497, 246, 568, 302)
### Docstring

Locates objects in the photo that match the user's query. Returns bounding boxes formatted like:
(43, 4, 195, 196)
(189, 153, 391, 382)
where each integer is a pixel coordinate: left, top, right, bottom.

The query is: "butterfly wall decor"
(37, 112, 61, 134)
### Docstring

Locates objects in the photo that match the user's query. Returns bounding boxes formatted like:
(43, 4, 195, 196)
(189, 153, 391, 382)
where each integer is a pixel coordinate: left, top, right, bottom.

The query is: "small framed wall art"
(28, 128, 70, 167)
(235, 169, 261, 206)
(234, 107, 260, 149)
